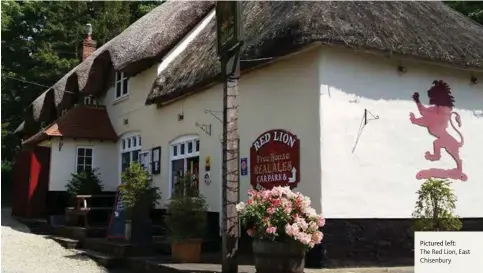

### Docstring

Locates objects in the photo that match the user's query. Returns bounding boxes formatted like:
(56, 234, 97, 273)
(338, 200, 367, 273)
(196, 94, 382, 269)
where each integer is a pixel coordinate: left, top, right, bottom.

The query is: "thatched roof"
(73, 0, 214, 95)
(13, 121, 24, 135)
(21, 0, 214, 135)
(31, 89, 55, 122)
(147, 1, 483, 105)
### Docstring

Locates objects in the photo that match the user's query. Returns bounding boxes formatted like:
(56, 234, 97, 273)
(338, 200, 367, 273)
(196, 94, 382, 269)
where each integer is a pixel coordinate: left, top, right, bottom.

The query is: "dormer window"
(115, 71, 129, 100)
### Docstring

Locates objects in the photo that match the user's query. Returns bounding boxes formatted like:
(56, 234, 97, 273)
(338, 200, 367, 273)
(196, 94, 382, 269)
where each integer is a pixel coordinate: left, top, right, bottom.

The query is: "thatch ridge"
(147, 1, 483, 105)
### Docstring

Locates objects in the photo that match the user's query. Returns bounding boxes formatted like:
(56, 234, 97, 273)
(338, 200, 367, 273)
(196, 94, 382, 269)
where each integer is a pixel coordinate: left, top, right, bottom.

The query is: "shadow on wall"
(322, 52, 483, 112)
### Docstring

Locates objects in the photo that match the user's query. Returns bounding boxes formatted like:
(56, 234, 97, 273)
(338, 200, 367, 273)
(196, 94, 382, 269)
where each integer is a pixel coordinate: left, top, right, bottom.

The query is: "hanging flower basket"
(237, 186, 325, 273)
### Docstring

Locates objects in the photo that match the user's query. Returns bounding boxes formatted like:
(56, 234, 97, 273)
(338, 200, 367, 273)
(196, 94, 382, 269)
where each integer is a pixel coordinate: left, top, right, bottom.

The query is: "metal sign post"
(216, 1, 243, 273)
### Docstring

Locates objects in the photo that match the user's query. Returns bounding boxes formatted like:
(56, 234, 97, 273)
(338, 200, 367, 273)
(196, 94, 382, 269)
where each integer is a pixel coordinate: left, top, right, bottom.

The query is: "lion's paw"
(424, 152, 440, 161)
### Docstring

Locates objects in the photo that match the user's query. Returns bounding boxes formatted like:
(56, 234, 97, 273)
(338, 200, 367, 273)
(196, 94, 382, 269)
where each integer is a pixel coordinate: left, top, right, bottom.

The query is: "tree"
(1, 1, 160, 162)
(445, 1, 483, 25)
(413, 178, 462, 231)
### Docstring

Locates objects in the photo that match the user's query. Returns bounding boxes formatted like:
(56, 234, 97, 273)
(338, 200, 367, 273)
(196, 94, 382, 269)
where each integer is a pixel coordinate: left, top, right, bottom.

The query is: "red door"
(27, 146, 51, 218)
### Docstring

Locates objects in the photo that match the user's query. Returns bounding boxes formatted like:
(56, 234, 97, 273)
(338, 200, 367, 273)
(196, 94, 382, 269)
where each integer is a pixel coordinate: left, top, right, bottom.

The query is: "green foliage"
(166, 174, 208, 242)
(173, 172, 200, 198)
(1, 161, 13, 184)
(118, 162, 161, 213)
(445, 1, 483, 25)
(65, 168, 104, 200)
(412, 178, 462, 231)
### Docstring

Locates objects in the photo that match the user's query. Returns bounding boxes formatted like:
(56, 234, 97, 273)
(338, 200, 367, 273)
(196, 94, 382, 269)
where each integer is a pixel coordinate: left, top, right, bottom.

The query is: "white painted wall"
(100, 47, 322, 213)
(48, 138, 118, 192)
(319, 46, 483, 219)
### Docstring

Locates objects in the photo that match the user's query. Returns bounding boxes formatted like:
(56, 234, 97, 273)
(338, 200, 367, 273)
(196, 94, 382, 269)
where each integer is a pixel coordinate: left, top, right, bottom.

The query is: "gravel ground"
(1, 208, 110, 273)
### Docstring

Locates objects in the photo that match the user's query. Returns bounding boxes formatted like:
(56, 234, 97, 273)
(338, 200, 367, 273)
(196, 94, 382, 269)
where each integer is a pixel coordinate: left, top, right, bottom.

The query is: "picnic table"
(65, 194, 115, 228)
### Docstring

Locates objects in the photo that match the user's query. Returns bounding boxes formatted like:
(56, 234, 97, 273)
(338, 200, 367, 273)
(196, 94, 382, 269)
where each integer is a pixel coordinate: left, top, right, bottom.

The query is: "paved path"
(160, 263, 414, 273)
(1, 208, 110, 273)
(1, 208, 414, 273)
(308, 267, 414, 273)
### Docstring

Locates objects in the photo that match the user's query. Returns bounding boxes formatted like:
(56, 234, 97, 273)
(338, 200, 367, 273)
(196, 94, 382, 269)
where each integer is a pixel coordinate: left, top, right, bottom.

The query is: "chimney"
(82, 23, 97, 61)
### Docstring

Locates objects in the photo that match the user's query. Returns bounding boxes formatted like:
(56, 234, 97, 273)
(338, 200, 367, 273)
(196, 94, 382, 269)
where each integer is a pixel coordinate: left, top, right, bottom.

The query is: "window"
(84, 96, 97, 105)
(120, 134, 142, 182)
(115, 71, 129, 100)
(76, 147, 93, 173)
(139, 150, 151, 175)
(170, 136, 200, 197)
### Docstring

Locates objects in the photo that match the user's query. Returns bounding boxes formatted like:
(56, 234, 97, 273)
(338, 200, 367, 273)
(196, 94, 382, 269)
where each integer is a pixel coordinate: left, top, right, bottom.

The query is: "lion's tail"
(450, 112, 464, 147)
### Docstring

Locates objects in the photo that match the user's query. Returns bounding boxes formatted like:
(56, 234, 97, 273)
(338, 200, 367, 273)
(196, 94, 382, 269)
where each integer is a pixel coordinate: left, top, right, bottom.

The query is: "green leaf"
(412, 178, 462, 231)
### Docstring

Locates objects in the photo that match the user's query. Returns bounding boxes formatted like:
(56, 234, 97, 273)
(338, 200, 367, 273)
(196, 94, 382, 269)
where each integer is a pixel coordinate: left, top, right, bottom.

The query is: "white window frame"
(76, 146, 94, 173)
(119, 133, 142, 185)
(168, 135, 200, 197)
(114, 71, 129, 100)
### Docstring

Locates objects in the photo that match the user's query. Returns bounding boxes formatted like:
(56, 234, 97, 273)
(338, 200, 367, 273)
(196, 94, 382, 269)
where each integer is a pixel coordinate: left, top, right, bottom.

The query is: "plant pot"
(252, 240, 306, 273)
(124, 220, 132, 241)
(171, 239, 203, 263)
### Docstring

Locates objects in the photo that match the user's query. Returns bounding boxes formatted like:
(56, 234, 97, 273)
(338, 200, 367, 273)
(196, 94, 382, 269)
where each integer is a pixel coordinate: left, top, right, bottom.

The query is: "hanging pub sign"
(216, 1, 243, 58)
(250, 129, 300, 189)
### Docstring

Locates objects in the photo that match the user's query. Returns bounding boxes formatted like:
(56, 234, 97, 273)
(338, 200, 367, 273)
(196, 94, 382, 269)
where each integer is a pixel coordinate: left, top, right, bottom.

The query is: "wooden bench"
(65, 195, 114, 228)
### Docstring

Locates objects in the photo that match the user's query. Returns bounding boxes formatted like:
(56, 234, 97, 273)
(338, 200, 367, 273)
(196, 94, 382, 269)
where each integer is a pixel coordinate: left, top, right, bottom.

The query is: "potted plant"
(413, 178, 462, 231)
(236, 186, 325, 273)
(119, 162, 161, 244)
(166, 173, 208, 263)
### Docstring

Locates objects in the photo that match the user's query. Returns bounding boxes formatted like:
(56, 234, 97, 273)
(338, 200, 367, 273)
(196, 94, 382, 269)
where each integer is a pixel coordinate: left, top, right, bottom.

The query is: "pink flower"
(266, 226, 277, 234)
(309, 221, 318, 230)
(261, 190, 271, 200)
(311, 231, 324, 244)
(247, 229, 254, 237)
(270, 187, 283, 197)
(285, 224, 294, 236)
(317, 216, 326, 227)
(284, 206, 292, 215)
(286, 223, 300, 237)
(267, 207, 276, 215)
(295, 217, 308, 231)
(271, 198, 281, 207)
(295, 232, 312, 245)
(304, 207, 317, 217)
(302, 196, 311, 208)
(248, 189, 257, 197)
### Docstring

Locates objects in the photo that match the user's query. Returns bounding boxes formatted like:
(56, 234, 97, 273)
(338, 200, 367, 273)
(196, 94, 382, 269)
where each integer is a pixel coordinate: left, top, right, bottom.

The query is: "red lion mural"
(409, 80, 467, 181)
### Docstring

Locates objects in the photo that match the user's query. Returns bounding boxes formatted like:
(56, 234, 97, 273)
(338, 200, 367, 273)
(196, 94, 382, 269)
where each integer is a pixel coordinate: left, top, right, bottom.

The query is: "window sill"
(113, 95, 129, 105)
